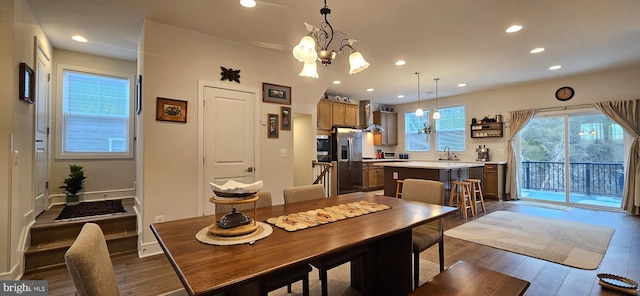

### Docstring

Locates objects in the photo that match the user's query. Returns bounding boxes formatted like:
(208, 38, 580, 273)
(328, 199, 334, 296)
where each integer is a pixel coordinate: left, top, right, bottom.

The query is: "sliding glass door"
(519, 109, 624, 208)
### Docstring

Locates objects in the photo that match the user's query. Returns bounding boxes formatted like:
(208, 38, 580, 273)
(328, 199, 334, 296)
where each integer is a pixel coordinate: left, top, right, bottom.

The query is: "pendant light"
(415, 72, 424, 116)
(433, 78, 441, 120)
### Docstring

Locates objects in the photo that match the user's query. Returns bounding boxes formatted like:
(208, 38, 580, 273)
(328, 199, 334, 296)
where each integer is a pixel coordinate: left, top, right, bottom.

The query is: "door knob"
(245, 167, 254, 172)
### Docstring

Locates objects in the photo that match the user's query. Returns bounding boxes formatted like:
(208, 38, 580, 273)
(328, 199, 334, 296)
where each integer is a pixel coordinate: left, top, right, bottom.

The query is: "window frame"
(404, 111, 431, 152)
(55, 65, 134, 160)
(435, 105, 466, 152)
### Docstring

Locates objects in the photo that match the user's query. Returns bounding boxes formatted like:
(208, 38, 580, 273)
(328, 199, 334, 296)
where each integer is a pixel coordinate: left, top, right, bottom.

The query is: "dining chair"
(400, 179, 446, 290)
(215, 190, 273, 214)
(282, 184, 368, 296)
(215, 190, 312, 295)
(65, 223, 120, 296)
(283, 183, 327, 203)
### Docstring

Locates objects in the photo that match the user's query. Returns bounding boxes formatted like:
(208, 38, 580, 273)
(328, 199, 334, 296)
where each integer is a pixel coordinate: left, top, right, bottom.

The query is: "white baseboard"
(139, 240, 164, 258)
(0, 263, 22, 280)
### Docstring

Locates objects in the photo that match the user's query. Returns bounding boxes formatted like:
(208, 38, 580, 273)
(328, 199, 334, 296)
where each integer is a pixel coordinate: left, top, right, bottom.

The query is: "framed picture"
(135, 75, 142, 114)
(262, 83, 291, 105)
(268, 113, 279, 138)
(156, 97, 188, 123)
(281, 106, 291, 130)
(19, 63, 35, 104)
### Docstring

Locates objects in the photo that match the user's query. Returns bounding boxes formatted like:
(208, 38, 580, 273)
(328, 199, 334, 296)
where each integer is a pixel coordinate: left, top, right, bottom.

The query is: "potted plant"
(60, 164, 87, 205)
(417, 122, 432, 134)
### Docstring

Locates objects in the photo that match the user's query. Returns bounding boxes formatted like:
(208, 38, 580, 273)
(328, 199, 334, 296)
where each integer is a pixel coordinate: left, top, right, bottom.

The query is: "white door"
(34, 42, 51, 216)
(202, 87, 255, 214)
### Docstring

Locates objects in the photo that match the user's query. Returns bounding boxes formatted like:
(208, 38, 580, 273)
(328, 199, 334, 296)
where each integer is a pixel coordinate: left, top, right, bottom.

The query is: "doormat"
(55, 200, 126, 221)
(444, 211, 614, 269)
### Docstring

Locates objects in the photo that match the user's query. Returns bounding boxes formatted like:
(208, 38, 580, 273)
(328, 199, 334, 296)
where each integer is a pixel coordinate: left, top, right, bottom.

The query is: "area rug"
(508, 200, 574, 211)
(55, 200, 126, 220)
(444, 211, 614, 269)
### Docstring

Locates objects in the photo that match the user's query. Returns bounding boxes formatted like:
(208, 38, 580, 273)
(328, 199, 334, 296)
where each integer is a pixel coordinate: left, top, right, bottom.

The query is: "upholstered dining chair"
(401, 179, 446, 289)
(283, 183, 327, 203)
(282, 184, 368, 296)
(215, 190, 312, 296)
(215, 190, 273, 214)
(65, 223, 121, 296)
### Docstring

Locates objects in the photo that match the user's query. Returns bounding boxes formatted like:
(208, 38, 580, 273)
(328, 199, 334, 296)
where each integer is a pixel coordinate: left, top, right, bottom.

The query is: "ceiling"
(27, 0, 640, 105)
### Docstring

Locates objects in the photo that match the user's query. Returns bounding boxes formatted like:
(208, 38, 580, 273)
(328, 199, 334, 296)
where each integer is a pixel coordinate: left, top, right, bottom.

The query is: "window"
(57, 67, 132, 159)
(405, 111, 430, 152)
(435, 106, 466, 151)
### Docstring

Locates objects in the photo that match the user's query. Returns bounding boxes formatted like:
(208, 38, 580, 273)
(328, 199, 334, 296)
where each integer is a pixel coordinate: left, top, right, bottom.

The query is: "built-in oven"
(317, 135, 331, 162)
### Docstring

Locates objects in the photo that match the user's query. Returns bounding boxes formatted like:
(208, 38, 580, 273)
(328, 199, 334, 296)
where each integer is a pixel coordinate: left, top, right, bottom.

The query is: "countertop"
(374, 161, 485, 169)
(365, 159, 505, 165)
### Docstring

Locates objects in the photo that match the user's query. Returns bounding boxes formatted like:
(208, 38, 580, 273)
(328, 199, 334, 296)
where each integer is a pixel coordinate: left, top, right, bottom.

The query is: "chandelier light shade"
(293, 0, 370, 78)
(415, 72, 424, 117)
(299, 62, 319, 78)
(433, 78, 441, 120)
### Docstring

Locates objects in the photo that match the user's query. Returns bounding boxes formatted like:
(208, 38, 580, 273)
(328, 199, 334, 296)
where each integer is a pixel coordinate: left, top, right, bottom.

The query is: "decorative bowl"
(210, 180, 263, 199)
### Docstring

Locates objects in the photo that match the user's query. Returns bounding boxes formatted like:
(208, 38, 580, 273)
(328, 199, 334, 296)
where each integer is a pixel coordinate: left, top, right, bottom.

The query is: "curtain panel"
(505, 109, 536, 200)
(595, 100, 640, 215)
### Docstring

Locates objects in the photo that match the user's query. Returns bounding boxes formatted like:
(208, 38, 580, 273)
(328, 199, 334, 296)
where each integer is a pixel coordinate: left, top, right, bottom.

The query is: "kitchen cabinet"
(373, 111, 398, 145)
(363, 162, 384, 190)
(332, 102, 358, 127)
(470, 122, 503, 138)
(317, 100, 332, 131)
(317, 100, 358, 131)
(483, 163, 505, 199)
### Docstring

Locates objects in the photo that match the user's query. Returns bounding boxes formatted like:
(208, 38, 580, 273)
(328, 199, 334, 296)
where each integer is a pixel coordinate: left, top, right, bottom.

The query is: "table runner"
(266, 200, 390, 231)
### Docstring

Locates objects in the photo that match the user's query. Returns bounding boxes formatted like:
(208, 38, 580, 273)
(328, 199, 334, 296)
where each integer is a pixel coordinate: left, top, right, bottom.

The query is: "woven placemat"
(195, 222, 273, 246)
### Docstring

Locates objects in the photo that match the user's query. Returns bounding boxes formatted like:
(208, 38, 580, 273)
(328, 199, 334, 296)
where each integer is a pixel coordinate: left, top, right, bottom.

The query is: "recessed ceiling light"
(332, 80, 341, 85)
(457, 83, 466, 87)
(72, 35, 88, 43)
(506, 25, 523, 33)
(397, 95, 404, 99)
(530, 47, 545, 54)
(549, 65, 562, 70)
(239, 0, 256, 8)
(367, 88, 374, 92)
(395, 60, 406, 66)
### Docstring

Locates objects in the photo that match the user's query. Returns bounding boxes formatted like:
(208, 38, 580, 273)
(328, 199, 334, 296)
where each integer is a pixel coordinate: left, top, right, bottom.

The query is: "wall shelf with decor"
(470, 122, 503, 138)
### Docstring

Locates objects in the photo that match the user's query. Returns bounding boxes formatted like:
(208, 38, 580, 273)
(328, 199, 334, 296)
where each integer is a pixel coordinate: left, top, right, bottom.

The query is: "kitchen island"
(375, 161, 485, 197)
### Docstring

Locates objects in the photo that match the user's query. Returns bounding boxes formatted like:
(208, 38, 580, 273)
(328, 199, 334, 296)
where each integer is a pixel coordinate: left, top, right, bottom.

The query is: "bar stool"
(448, 181, 474, 219)
(465, 179, 486, 215)
(395, 180, 404, 198)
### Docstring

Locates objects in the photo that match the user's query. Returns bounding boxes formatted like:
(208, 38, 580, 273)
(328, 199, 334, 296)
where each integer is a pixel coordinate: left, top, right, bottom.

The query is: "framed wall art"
(19, 62, 35, 104)
(156, 97, 188, 123)
(135, 75, 142, 114)
(262, 83, 291, 105)
(268, 113, 279, 138)
(281, 106, 291, 130)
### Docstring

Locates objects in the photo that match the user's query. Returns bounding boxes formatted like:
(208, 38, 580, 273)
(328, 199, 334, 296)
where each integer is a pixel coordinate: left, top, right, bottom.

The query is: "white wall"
(1, 0, 53, 279)
(293, 113, 313, 186)
(138, 20, 330, 255)
(50, 49, 137, 203)
(393, 64, 640, 162)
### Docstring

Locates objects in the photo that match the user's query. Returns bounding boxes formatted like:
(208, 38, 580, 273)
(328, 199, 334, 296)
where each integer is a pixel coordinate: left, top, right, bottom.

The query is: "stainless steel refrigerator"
(332, 127, 363, 194)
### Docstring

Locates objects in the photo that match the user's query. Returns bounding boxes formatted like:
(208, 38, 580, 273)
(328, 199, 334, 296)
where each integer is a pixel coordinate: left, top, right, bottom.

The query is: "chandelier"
(292, 0, 370, 78)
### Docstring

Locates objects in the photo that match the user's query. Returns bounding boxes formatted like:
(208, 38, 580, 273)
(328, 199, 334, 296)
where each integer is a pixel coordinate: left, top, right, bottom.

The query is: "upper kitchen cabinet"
(332, 102, 358, 127)
(317, 100, 332, 131)
(373, 110, 397, 145)
(317, 100, 359, 131)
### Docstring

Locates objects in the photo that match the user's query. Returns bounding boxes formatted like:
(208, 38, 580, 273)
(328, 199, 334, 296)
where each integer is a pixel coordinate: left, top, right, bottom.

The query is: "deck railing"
(521, 161, 624, 197)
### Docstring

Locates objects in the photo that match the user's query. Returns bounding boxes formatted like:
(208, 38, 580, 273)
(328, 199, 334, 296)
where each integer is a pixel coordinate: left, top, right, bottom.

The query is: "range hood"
(359, 100, 385, 132)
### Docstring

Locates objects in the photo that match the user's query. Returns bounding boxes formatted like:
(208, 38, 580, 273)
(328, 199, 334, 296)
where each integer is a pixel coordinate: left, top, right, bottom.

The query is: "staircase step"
(25, 198, 138, 274)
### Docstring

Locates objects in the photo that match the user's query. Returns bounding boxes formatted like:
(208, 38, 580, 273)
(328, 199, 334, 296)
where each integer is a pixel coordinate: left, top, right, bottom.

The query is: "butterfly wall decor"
(220, 66, 241, 83)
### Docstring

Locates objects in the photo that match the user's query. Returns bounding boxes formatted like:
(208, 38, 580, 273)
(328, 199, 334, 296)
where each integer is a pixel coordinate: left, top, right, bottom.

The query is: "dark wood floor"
(22, 198, 639, 296)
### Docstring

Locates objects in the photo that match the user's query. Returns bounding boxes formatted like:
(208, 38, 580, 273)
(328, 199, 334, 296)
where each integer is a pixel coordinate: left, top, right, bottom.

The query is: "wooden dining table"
(150, 192, 458, 296)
